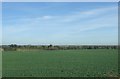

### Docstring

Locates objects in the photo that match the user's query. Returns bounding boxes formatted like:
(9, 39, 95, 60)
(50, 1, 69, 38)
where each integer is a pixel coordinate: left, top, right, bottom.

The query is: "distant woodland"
(0, 44, 118, 51)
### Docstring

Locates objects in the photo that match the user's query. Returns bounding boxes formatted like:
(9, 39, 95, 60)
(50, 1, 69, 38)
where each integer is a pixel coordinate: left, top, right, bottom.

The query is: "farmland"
(0, 51, 2, 78)
(3, 49, 118, 77)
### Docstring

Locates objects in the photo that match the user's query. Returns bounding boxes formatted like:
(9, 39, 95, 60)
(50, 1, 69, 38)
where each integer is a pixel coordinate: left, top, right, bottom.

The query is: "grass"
(0, 51, 2, 78)
(2, 49, 118, 77)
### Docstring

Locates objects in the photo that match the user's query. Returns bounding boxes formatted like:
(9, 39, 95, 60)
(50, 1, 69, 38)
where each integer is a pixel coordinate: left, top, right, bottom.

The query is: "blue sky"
(2, 0, 119, 2)
(2, 2, 118, 45)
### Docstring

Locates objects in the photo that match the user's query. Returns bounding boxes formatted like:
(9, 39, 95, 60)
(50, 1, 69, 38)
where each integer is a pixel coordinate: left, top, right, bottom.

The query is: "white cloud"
(4, 6, 117, 33)
(62, 6, 117, 22)
(42, 15, 53, 20)
(3, 6, 118, 45)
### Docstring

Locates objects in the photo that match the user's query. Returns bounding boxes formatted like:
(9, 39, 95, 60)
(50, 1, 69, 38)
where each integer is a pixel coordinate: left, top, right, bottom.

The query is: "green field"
(0, 51, 2, 78)
(3, 49, 118, 77)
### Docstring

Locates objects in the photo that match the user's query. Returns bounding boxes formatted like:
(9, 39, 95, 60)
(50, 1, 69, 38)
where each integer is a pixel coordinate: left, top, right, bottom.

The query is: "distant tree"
(47, 44, 53, 50)
(9, 44, 17, 48)
(48, 44, 52, 48)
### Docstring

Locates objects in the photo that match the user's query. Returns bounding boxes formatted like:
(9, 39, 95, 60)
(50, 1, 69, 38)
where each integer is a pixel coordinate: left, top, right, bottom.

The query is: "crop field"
(2, 49, 118, 77)
(0, 51, 2, 78)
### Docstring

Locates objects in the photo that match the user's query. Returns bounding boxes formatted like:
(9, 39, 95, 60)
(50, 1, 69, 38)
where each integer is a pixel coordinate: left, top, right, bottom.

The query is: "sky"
(0, 2, 1, 45)
(2, 0, 119, 2)
(2, 2, 118, 45)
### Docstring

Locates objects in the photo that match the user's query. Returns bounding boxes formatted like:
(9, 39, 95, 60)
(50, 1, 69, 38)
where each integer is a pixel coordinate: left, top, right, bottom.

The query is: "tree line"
(1, 44, 118, 51)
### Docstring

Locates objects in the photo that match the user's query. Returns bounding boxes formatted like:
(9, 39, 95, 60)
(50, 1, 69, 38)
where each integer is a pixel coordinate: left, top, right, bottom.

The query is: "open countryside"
(2, 45, 118, 77)
(2, 2, 118, 77)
